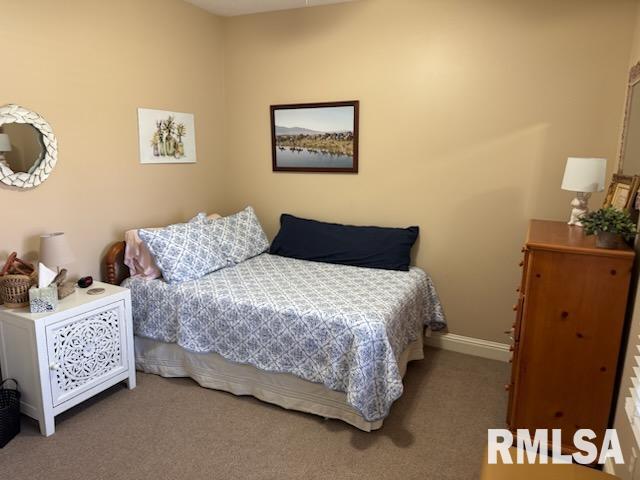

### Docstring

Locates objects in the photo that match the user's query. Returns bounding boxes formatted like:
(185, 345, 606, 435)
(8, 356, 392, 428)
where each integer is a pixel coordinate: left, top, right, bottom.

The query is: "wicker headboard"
(102, 241, 130, 285)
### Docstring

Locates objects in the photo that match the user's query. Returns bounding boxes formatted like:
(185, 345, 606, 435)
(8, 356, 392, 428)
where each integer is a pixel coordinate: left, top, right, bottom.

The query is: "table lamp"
(0, 133, 11, 168)
(39, 232, 75, 272)
(561, 157, 606, 226)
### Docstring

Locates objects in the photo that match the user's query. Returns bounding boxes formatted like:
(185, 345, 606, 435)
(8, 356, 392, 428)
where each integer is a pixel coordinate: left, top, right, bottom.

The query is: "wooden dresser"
(507, 219, 635, 453)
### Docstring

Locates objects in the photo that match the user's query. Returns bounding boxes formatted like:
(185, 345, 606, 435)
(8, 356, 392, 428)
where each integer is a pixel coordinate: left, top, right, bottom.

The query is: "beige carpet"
(0, 347, 507, 480)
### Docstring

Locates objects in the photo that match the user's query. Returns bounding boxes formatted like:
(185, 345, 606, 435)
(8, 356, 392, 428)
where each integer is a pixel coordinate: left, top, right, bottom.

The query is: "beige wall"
(0, 0, 225, 278)
(1, 0, 638, 346)
(222, 0, 637, 343)
(611, 3, 640, 478)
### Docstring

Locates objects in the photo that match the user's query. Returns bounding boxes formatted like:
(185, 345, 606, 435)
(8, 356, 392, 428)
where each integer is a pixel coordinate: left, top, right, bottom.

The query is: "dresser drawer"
(45, 300, 129, 407)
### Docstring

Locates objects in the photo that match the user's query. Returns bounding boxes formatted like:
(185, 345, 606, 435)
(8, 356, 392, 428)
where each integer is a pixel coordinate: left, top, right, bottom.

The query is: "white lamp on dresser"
(0, 282, 136, 436)
(561, 157, 607, 226)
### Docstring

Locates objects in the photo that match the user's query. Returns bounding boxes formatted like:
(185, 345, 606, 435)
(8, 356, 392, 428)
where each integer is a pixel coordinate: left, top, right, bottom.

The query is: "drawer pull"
(512, 304, 518, 312)
(50, 363, 60, 371)
(504, 384, 511, 391)
(509, 345, 515, 352)
(519, 260, 524, 267)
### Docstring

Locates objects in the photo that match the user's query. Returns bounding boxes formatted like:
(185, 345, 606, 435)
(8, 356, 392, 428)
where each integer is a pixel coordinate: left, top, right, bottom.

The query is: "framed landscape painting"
(138, 108, 196, 164)
(271, 101, 359, 173)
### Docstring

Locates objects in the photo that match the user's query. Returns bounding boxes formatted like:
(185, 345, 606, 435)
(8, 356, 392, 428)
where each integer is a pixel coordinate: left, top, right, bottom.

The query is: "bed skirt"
(134, 334, 424, 432)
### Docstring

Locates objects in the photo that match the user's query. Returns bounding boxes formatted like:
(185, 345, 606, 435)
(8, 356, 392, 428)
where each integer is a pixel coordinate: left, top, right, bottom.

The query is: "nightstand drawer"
(45, 300, 129, 407)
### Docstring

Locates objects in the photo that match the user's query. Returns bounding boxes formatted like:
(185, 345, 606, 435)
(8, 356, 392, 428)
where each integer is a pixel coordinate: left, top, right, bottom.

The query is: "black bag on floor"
(0, 379, 21, 448)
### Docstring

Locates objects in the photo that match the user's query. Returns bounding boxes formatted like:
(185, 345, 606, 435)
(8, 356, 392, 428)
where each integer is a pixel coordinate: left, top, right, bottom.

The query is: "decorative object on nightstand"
(0, 253, 37, 308)
(51, 268, 74, 300)
(561, 157, 606, 226)
(0, 282, 136, 436)
(0, 133, 11, 169)
(56, 282, 75, 300)
(580, 207, 637, 248)
(77, 276, 93, 288)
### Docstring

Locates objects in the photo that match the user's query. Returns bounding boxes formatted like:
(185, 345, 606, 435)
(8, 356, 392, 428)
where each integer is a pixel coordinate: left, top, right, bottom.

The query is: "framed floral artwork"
(138, 108, 196, 164)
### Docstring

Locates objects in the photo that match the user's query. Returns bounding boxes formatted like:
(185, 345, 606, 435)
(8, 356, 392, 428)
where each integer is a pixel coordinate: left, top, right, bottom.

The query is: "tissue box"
(29, 285, 58, 313)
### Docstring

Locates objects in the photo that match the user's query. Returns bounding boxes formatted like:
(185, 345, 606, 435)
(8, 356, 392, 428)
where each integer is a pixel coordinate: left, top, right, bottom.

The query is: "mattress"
(123, 253, 445, 422)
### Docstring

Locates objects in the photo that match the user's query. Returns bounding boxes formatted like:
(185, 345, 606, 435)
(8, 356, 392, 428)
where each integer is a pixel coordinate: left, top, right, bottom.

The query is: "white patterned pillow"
(189, 212, 208, 223)
(209, 206, 269, 265)
(139, 222, 227, 284)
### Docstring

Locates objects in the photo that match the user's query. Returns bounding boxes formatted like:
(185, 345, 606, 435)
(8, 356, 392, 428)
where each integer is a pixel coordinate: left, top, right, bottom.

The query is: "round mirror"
(619, 63, 640, 177)
(0, 104, 57, 189)
(1, 124, 44, 174)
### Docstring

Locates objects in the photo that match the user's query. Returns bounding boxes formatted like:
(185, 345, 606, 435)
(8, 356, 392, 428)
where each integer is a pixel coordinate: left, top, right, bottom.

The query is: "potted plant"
(580, 207, 637, 248)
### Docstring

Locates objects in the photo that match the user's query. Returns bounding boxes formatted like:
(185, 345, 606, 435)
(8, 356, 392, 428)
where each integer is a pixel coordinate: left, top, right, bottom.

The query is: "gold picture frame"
(603, 173, 640, 211)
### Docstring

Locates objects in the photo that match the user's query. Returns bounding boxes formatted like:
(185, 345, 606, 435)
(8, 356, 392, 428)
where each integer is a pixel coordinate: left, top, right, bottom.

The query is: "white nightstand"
(0, 282, 136, 436)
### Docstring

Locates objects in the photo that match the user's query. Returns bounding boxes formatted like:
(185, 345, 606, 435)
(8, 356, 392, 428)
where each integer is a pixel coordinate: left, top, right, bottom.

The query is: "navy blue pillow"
(269, 214, 419, 271)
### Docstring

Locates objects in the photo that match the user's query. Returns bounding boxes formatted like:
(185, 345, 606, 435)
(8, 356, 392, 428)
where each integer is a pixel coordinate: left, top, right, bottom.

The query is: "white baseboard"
(603, 457, 616, 475)
(424, 332, 510, 362)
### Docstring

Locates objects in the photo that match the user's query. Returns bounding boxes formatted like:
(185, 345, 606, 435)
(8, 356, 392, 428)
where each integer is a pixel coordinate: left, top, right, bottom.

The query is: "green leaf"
(580, 207, 637, 240)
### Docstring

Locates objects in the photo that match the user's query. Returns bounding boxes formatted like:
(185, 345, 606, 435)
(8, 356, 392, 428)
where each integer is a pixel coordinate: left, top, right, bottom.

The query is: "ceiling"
(184, 0, 356, 16)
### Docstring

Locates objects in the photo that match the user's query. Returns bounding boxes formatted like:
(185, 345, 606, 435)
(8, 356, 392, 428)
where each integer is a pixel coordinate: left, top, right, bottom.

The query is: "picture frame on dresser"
(0, 282, 136, 436)
(603, 173, 640, 212)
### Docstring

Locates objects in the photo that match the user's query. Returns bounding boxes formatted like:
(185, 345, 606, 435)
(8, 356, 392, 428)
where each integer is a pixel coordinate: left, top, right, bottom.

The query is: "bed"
(104, 241, 445, 431)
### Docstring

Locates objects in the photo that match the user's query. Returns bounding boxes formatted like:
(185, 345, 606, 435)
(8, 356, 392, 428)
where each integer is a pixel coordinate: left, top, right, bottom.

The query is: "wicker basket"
(0, 379, 21, 448)
(0, 273, 37, 308)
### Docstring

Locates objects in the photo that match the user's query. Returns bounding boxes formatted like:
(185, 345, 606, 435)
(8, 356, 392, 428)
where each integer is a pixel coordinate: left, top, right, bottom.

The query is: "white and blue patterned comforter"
(123, 253, 445, 421)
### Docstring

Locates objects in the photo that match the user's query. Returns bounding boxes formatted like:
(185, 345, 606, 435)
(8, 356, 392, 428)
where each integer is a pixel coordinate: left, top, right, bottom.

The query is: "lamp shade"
(0, 134, 11, 152)
(561, 157, 606, 193)
(39, 232, 75, 269)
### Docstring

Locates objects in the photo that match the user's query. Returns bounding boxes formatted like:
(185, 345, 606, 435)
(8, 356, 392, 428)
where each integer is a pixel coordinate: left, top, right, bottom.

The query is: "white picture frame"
(137, 108, 196, 164)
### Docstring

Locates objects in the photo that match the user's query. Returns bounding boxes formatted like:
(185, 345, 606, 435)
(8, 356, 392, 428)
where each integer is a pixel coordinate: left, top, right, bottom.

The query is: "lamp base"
(567, 192, 591, 227)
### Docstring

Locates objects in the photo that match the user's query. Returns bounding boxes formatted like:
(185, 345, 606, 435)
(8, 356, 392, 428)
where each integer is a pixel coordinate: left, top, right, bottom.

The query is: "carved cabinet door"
(45, 301, 129, 407)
